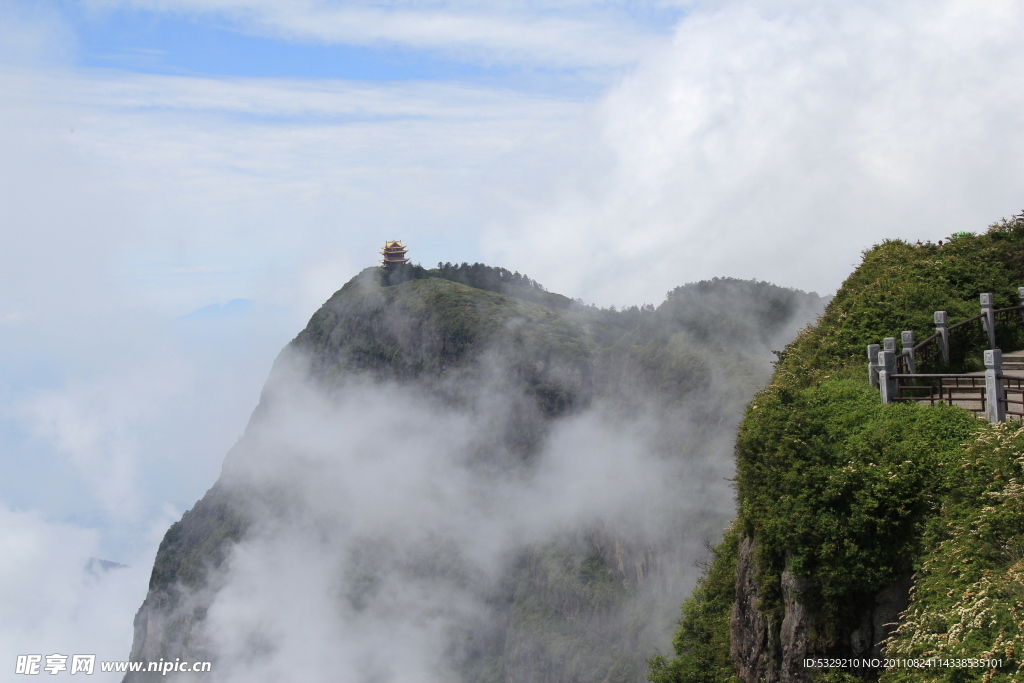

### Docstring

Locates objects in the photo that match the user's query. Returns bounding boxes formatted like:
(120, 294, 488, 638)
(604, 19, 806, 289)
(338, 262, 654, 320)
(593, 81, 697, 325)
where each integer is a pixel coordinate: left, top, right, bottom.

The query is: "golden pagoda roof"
(380, 239, 410, 265)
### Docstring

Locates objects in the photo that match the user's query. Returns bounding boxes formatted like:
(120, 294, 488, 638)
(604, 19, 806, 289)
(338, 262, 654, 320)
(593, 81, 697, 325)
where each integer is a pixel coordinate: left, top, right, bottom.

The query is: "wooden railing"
(870, 290, 1024, 422)
(887, 372, 1024, 421)
(889, 374, 987, 412)
(1004, 376, 1024, 418)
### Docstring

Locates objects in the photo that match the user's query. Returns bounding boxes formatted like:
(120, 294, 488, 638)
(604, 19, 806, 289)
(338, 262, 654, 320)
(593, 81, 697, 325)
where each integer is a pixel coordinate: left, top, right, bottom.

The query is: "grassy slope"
(650, 214, 1024, 682)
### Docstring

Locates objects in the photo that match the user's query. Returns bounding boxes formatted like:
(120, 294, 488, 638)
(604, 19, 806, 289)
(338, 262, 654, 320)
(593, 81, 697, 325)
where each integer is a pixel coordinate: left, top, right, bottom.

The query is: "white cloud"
(0, 300, 294, 666)
(0, 506, 158, 680)
(0, 1, 76, 66)
(485, 0, 1024, 305)
(16, 352, 208, 520)
(0, 61, 592, 332)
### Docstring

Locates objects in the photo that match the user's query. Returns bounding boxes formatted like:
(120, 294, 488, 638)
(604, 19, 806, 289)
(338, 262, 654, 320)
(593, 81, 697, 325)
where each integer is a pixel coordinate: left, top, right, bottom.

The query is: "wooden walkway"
(920, 350, 1024, 416)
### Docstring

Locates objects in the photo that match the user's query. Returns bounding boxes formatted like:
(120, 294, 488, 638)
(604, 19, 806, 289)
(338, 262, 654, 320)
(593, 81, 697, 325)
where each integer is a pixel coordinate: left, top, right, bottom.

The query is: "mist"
(180, 367, 723, 681)
(129, 274, 826, 682)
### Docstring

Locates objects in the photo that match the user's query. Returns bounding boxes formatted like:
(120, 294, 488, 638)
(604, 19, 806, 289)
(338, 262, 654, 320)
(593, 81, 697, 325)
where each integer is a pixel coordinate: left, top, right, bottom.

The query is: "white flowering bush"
(884, 424, 1024, 683)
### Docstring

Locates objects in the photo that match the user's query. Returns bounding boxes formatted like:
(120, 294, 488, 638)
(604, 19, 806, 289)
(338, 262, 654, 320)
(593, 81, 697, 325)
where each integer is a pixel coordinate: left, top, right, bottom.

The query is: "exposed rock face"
(730, 533, 913, 683)
(590, 531, 655, 589)
(127, 597, 166, 665)
(861, 575, 913, 660)
(778, 565, 816, 683)
(124, 590, 212, 683)
(730, 533, 776, 683)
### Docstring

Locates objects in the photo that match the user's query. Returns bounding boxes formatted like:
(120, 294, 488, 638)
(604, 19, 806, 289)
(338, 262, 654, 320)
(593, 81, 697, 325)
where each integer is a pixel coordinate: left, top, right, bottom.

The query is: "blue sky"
(3, 0, 1024, 674)
(65, 2, 680, 87)
(72, 7, 546, 82)
(54, 0, 685, 90)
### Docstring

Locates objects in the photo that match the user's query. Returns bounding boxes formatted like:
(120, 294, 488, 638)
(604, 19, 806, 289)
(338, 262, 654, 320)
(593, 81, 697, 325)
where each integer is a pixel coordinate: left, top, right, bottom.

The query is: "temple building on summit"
(380, 240, 410, 268)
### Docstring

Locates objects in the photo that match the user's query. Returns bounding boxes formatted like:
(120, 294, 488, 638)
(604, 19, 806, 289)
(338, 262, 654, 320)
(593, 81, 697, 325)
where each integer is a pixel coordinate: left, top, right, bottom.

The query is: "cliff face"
(729, 533, 773, 683)
(729, 533, 911, 683)
(124, 265, 825, 682)
(654, 215, 1024, 683)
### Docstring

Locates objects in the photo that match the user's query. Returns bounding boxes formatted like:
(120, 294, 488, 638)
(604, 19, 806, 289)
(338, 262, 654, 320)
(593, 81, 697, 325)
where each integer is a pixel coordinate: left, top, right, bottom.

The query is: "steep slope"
(125, 264, 825, 682)
(651, 213, 1024, 683)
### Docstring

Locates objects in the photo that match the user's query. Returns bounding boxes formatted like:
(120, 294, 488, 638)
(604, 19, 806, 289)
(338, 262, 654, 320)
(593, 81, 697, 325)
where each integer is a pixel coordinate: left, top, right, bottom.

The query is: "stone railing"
(869, 290, 1024, 422)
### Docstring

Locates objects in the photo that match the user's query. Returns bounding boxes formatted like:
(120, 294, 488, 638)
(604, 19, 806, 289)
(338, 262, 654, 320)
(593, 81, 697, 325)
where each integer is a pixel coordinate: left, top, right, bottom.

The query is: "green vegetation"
(430, 261, 575, 309)
(650, 212, 1024, 683)
(659, 278, 824, 349)
(502, 543, 641, 683)
(375, 260, 574, 309)
(148, 482, 247, 592)
(737, 378, 980, 626)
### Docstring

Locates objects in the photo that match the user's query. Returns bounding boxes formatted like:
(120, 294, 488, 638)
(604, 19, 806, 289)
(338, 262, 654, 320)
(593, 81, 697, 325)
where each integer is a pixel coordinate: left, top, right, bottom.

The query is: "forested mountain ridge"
(124, 262, 826, 682)
(650, 213, 1024, 683)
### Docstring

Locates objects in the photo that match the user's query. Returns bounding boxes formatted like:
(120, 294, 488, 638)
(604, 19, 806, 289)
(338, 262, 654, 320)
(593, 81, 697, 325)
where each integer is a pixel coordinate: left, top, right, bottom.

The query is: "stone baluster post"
(934, 311, 949, 365)
(981, 293, 996, 350)
(867, 344, 881, 388)
(985, 349, 1006, 423)
(1019, 287, 1024, 323)
(879, 337, 898, 404)
(883, 336, 896, 355)
(901, 331, 916, 374)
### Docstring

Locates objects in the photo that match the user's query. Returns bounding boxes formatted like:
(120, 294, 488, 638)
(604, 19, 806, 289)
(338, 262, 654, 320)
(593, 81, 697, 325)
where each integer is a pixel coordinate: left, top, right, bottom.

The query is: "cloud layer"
(486, 0, 1024, 305)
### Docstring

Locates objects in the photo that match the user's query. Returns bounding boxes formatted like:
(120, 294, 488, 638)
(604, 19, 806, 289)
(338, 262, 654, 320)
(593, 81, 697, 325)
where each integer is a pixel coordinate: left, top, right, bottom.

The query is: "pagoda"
(379, 240, 410, 268)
